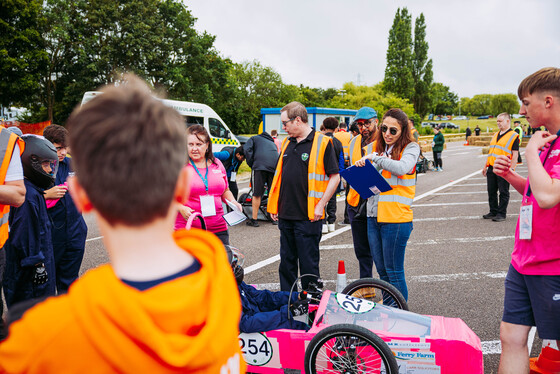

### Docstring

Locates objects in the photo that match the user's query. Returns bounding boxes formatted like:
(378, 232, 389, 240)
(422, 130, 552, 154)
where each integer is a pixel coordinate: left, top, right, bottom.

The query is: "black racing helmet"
(21, 135, 58, 190)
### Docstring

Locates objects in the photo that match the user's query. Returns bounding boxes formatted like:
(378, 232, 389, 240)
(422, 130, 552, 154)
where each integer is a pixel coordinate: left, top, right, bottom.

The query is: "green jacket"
(433, 132, 445, 152)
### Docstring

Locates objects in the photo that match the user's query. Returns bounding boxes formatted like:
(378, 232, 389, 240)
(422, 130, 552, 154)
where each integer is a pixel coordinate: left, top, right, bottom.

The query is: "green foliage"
(384, 8, 413, 100)
(411, 13, 433, 118)
(490, 94, 519, 115)
(329, 82, 416, 119)
(431, 82, 458, 114)
(0, 0, 48, 107)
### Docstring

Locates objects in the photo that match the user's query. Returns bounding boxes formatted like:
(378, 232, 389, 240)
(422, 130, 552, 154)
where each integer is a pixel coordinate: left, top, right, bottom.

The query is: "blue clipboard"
(340, 161, 392, 199)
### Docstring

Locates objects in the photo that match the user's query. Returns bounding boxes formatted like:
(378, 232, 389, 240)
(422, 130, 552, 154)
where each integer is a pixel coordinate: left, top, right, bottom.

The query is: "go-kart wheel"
(304, 323, 398, 374)
(341, 278, 409, 310)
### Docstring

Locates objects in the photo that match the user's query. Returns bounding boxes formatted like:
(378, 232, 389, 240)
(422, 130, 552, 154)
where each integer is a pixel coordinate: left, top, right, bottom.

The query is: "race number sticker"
(239, 332, 273, 366)
(335, 293, 376, 314)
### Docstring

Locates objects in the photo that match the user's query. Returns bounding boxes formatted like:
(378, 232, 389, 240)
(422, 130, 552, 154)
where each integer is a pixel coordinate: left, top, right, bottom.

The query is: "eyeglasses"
(356, 120, 372, 128)
(281, 117, 297, 126)
(381, 125, 399, 136)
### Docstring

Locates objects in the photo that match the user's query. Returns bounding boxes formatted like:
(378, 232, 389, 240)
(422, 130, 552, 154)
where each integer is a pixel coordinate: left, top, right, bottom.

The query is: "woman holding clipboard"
(355, 108, 420, 301)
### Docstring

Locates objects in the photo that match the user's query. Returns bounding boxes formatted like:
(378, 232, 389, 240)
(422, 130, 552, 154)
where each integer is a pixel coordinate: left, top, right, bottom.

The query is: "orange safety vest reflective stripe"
(346, 136, 375, 207)
(334, 131, 352, 162)
(377, 149, 416, 223)
(486, 130, 519, 167)
(267, 132, 332, 220)
(0, 128, 25, 247)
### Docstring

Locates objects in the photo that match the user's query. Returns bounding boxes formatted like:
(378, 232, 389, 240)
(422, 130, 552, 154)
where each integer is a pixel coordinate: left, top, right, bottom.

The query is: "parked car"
(421, 122, 437, 128)
(440, 122, 459, 129)
(453, 116, 468, 120)
(477, 115, 490, 119)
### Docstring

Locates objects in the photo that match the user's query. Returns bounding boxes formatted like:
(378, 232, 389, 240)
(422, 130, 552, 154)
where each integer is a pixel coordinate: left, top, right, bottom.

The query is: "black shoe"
(271, 220, 278, 225)
(483, 213, 496, 219)
(246, 218, 260, 227)
(492, 216, 506, 222)
(338, 220, 350, 226)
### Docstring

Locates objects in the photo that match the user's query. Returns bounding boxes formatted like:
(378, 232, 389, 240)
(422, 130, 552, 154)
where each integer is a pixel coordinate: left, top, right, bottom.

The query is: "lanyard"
(191, 160, 209, 192)
(525, 129, 560, 199)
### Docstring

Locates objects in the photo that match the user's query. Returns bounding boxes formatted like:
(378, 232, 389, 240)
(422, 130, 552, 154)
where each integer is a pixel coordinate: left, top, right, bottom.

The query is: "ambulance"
(81, 92, 240, 151)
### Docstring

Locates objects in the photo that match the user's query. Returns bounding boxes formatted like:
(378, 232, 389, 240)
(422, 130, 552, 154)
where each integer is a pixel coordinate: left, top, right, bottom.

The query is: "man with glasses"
(267, 102, 340, 291)
(346, 107, 379, 278)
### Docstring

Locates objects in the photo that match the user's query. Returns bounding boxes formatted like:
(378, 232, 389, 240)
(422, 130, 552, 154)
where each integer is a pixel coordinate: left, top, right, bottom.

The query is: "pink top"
(512, 139, 560, 275)
(273, 138, 281, 153)
(175, 159, 228, 233)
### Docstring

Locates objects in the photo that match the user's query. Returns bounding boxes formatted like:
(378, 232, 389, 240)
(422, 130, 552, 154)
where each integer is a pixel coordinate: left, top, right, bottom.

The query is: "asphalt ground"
(75, 141, 535, 373)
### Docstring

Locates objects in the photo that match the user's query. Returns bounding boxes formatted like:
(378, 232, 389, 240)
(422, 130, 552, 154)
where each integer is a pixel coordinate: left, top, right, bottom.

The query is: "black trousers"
(278, 219, 322, 291)
(228, 180, 239, 201)
(487, 166, 510, 217)
(348, 205, 373, 279)
(433, 151, 443, 168)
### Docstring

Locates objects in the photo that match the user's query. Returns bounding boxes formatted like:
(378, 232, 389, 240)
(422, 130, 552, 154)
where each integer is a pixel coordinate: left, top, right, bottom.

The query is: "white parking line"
(414, 214, 517, 222)
(453, 183, 488, 186)
(247, 169, 491, 275)
(86, 236, 103, 242)
(435, 191, 487, 195)
(413, 200, 521, 207)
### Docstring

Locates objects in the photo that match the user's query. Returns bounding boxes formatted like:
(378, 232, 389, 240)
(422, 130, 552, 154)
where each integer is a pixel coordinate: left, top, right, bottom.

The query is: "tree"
(0, 0, 48, 108)
(466, 94, 492, 116)
(490, 94, 519, 116)
(411, 13, 433, 118)
(383, 8, 413, 100)
(431, 83, 458, 115)
(328, 82, 416, 120)
(227, 60, 292, 133)
(24, 0, 234, 125)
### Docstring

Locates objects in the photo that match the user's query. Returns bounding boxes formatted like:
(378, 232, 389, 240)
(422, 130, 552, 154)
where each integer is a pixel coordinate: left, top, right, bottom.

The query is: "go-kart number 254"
(239, 333, 273, 366)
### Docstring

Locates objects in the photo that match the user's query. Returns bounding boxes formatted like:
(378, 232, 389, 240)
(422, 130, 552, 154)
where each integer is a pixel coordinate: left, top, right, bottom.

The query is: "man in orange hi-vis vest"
(268, 101, 340, 292)
(0, 126, 25, 339)
(482, 113, 520, 222)
(0, 76, 245, 374)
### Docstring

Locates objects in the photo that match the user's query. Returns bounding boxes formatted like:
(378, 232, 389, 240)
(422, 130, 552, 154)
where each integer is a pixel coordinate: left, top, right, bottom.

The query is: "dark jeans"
(487, 166, 510, 217)
(348, 205, 373, 279)
(323, 193, 337, 225)
(0, 249, 4, 338)
(278, 219, 322, 291)
(433, 151, 443, 168)
(367, 218, 413, 301)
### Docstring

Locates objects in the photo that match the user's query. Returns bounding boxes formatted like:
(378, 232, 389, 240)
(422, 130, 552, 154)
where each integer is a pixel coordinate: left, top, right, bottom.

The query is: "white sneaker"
(328, 224, 335, 232)
(322, 224, 328, 234)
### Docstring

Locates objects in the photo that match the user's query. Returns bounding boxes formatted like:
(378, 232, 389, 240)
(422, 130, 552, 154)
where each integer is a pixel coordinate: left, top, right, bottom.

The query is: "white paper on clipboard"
(223, 210, 246, 226)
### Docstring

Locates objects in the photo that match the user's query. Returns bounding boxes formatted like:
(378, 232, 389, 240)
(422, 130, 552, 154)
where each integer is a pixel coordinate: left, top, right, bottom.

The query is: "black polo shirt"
(278, 130, 339, 220)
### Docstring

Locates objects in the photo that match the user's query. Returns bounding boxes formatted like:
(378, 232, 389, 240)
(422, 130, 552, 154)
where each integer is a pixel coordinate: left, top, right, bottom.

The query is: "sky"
(183, 0, 560, 99)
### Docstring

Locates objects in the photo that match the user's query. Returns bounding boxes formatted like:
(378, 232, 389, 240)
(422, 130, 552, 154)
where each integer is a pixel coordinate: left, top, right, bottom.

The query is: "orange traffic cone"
(530, 341, 560, 374)
(336, 260, 347, 293)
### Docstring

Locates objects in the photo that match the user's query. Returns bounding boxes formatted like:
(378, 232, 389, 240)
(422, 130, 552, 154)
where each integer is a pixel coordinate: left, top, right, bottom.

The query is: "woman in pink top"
(176, 125, 242, 245)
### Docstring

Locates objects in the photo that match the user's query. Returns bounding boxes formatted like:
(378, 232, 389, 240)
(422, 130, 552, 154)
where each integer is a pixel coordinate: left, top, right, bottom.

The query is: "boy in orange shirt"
(0, 76, 245, 373)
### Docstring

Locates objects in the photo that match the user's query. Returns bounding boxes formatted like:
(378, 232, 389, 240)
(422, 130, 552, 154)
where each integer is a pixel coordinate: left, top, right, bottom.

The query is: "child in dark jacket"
(3, 135, 58, 307)
(227, 246, 309, 333)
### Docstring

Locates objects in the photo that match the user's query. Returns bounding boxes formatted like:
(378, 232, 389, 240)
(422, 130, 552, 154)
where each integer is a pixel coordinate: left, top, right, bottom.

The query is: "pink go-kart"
(239, 279, 483, 374)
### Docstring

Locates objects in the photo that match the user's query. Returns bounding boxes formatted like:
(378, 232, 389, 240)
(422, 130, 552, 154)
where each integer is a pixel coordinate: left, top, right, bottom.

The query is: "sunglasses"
(381, 125, 399, 136)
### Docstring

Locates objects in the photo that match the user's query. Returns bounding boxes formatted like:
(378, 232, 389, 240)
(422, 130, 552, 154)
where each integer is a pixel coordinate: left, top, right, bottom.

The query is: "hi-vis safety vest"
(377, 149, 416, 223)
(267, 132, 332, 220)
(0, 127, 25, 247)
(486, 130, 519, 167)
(334, 131, 352, 162)
(346, 136, 375, 207)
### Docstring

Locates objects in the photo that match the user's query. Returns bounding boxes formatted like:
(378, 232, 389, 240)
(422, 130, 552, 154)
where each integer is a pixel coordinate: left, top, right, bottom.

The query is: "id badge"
(200, 195, 217, 217)
(230, 172, 237, 182)
(519, 203, 533, 240)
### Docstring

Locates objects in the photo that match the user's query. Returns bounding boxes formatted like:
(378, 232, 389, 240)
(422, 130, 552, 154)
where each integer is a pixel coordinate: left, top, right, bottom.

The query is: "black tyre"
(304, 324, 398, 374)
(341, 278, 409, 310)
